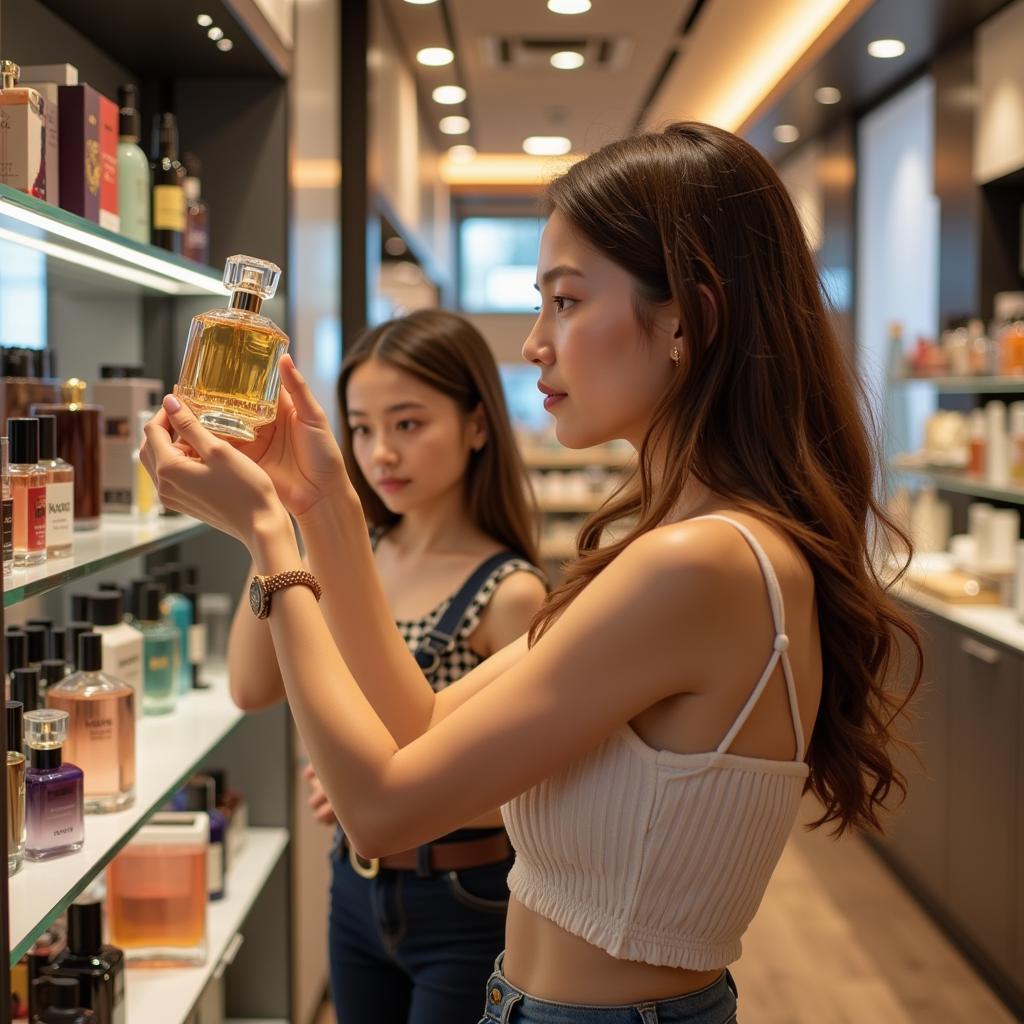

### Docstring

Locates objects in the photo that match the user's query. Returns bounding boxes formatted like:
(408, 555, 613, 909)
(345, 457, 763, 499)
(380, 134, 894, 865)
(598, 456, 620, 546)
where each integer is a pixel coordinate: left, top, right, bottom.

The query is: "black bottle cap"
(7, 417, 39, 464)
(78, 632, 103, 673)
(67, 900, 103, 956)
(35, 414, 57, 460)
(49, 626, 68, 662)
(152, 111, 180, 162)
(24, 624, 48, 664)
(87, 591, 123, 626)
(140, 582, 165, 622)
(33, 975, 82, 1010)
(70, 594, 90, 621)
(98, 581, 121, 592)
(27, 617, 52, 630)
(181, 775, 215, 813)
(39, 659, 66, 687)
(128, 576, 155, 618)
(5, 628, 27, 672)
(99, 364, 144, 379)
(11, 667, 40, 714)
(6, 701, 23, 754)
(3, 347, 33, 377)
(155, 562, 183, 594)
(39, 348, 57, 379)
(118, 84, 142, 140)
(66, 621, 92, 667)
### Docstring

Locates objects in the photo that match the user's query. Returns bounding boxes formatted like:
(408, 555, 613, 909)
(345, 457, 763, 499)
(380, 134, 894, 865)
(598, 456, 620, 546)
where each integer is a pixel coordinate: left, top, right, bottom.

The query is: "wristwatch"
(249, 570, 322, 619)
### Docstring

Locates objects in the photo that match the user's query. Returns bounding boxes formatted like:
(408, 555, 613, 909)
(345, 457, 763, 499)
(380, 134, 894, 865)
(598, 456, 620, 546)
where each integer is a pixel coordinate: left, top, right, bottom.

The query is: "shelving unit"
(890, 375, 1024, 393)
(123, 828, 289, 1024)
(890, 460, 1024, 505)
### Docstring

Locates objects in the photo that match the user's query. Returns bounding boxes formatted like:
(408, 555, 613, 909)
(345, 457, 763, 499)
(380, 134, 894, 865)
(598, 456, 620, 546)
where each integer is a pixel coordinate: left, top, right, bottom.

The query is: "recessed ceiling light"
(867, 38, 906, 59)
(197, 14, 213, 27)
(440, 115, 470, 135)
(417, 47, 454, 67)
(550, 51, 585, 70)
(523, 135, 572, 156)
(404, 0, 439, 4)
(207, 26, 224, 41)
(217, 38, 234, 52)
(773, 124, 800, 144)
(448, 144, 477, 164)
(548, 0, 592, 12)
(433, 85, 466, 105)
(814, 86, 842, 105)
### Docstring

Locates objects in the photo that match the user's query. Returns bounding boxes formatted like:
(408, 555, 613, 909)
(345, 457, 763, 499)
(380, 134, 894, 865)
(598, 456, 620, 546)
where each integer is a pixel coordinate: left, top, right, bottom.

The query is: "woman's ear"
(469, 402, 489, 452)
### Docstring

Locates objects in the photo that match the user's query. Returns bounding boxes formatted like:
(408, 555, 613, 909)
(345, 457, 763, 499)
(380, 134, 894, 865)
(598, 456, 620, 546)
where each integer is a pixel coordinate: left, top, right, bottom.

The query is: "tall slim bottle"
(3, 437, 13, 577)
(46, 633, 135, 814)
(7, 700, 26, 875)
(155, 565, 192, 694)
(8, 418, 47, 567)
(24, 708, 84, 860)
(116, 84, 150, 245)
(134, 583, 178, 715)
(87, 591, 143, 715)
(150, 113, 185, 254)
(182, 152, 210, 265)
(36, 414, 73, 559)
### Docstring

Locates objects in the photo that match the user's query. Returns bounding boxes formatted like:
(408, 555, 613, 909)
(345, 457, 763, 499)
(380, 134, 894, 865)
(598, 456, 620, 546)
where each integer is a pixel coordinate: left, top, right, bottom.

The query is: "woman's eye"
(553, 296, 575, 313)
(349, 424, 369, 437)
(396, 420, 420, 432)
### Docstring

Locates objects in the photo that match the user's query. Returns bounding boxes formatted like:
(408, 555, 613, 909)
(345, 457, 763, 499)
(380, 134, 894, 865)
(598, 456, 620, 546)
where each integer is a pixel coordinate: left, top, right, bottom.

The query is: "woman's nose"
(523, 319, 553, 366)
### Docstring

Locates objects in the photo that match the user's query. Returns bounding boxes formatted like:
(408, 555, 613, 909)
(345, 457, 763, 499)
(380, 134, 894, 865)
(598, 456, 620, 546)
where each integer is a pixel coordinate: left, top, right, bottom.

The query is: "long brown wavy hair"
(529, 122, 921, 836)
(338, 310, 540, 565)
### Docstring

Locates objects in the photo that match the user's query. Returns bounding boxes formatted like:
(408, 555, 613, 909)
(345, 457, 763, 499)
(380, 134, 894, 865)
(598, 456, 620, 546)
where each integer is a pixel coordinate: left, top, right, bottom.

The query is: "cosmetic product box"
(58, 83, 117, 224)
(19, 65, 79, 208)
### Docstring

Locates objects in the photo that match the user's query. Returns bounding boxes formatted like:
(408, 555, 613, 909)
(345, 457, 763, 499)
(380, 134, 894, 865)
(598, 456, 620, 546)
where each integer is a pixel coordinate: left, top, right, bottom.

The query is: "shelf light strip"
(0, 198, 227, 294)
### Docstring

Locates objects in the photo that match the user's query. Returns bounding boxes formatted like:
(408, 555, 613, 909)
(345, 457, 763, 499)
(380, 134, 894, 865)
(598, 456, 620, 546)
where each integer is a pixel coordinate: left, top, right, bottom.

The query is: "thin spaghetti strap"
(688, 514, 806, 761)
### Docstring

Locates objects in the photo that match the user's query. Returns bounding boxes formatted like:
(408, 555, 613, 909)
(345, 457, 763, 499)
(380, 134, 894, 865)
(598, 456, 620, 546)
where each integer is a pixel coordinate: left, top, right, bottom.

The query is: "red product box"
(98, 92, 119, 231)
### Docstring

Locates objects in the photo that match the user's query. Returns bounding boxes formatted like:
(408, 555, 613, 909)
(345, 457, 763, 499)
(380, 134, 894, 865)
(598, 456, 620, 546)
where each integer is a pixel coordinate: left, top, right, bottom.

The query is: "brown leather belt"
(344, 831, 513, 879)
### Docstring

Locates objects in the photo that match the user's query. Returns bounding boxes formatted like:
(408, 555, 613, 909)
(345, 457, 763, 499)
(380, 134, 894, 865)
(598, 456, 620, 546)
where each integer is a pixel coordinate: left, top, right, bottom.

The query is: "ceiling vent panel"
(481, 37, 632, 71)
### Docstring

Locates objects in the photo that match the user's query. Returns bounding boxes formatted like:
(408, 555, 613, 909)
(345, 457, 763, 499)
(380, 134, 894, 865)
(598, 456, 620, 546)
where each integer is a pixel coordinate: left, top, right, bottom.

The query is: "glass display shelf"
(0, 184, 227, 297)
(123, 828, 289, 1024)
(890, 460, 1024, 505)
(4, 514, 208, 608)
(9, 664, 245, 964)
(888, 375, 1024, 393)
(521, 445, 633, 469)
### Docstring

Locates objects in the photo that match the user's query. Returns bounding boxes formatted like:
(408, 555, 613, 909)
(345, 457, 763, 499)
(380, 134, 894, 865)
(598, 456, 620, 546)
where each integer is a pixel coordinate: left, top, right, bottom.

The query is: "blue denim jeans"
(329, 842, 512, 1024)
(478, 954, 739, 1024)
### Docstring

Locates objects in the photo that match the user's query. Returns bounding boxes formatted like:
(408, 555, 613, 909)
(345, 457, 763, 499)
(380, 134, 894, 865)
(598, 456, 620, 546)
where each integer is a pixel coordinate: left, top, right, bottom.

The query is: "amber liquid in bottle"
(175, 312, 288, 440)
(7, 751, 25, 874)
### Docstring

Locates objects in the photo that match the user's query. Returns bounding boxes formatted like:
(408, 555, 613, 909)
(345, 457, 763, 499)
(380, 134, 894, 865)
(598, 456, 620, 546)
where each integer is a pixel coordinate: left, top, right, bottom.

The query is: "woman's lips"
(543, 393, 566, 411)
(378, 478, 411, 494)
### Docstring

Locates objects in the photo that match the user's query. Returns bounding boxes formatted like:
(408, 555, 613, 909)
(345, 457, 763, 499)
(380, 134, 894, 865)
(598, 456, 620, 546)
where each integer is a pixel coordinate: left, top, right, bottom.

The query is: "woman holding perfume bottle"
(225, 310, 547, 1024)
(143, 122, 921, 1024)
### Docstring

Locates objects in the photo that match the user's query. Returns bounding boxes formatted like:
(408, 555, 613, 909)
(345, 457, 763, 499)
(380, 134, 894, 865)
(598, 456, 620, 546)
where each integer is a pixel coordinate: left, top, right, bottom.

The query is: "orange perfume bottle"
(175, 255, 288, 441)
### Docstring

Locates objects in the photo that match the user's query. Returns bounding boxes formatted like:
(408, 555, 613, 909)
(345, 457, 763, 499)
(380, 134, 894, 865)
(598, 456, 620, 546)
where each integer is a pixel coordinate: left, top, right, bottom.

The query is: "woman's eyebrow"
(534, 265, 585, 290)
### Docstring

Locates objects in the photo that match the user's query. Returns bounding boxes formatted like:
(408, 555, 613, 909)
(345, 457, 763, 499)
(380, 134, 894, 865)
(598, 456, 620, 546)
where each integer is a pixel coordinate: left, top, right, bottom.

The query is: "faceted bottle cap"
(6, 701, 23, 754)
(1, 61, 19, 90)
(223, 255, 281, 300)
(25, 708, 69, 750)
(78, 632, 103, 672)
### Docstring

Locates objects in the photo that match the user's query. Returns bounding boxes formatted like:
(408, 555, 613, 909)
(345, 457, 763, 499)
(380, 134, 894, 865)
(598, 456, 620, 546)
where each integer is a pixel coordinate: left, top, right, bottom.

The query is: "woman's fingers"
(279, 355, 326, 426)
(160, 394, 222, 461)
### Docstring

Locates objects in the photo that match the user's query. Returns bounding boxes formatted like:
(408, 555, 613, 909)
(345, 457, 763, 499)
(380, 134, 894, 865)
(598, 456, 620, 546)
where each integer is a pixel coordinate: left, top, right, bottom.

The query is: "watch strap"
(261, 570, 322, 602)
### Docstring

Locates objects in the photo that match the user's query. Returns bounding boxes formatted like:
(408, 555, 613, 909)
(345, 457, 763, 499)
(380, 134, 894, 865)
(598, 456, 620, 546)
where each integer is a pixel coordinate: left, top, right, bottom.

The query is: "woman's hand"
(234, 355, 353, 518)
(141, 397, 291, 549)
(302, 763, 339, 827)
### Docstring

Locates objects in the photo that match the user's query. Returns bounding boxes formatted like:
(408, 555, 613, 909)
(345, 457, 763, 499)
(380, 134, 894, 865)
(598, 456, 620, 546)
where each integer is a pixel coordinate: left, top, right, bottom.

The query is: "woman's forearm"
(296, 494, 436, 747)
(226, 566, 287, 710)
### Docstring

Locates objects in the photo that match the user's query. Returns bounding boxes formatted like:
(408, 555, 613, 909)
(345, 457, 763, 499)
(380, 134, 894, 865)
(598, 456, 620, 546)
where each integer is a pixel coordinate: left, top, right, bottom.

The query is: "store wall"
(975, 0, 1024, 184)
(465, 313, 534, 366)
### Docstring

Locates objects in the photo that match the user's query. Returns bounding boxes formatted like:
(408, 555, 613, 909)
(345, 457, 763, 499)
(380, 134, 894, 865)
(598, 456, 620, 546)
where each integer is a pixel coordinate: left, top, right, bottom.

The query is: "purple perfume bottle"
(24, 709, 84, 861)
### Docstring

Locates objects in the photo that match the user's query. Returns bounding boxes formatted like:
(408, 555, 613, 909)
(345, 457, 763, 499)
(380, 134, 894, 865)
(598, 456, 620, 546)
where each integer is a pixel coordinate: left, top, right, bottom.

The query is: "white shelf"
(124, 828, 289, 1024)
(9, 665, 244, 964)
(4, 514, 207, 609)
(890, 460, 1024, 505)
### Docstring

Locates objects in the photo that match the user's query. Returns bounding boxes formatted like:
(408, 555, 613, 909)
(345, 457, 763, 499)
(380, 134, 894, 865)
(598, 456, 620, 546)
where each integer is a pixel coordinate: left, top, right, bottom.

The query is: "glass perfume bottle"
(132, 409, 159, 521)
(46, 633, 135, 814)
(175, 255, 288, 441)
(117, 84, 150, 246)
(24, 708, 84, 861)
(3, 437, 13, 578)
(180, 775, 226, 900)
(133, 583, 178, 715)
(155, 564, 192, 694)
(87, 591, 143, 714)
(151, 112, 186, 254)
(40, 899, 125, 1024)
(0, 60, 46, 199)
(36, 414, 74, 559)
(7, 700, 26, 875)
(31, 976, 97, 1023)
(8, 417, 48, 567)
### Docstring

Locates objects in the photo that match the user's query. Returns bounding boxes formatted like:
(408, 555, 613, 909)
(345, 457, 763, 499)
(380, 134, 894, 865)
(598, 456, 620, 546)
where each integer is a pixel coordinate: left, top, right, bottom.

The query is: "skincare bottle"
(46, 633, 135, 813)
(3, 437, 13, 577)
(175, 255, 288, 441)
(24, 708, 84, 860)
(41, 899, 125, 1024)
(133, 583, 178, 715)
(86, 591, 143, 713)
(30, 977, 97, 1023)
(8, 418, 48, 566)
(154, 565, 192, 694)
(7, 700, 25, 875)
(116, 85, 150, 245)
(36, 414, 74, 558)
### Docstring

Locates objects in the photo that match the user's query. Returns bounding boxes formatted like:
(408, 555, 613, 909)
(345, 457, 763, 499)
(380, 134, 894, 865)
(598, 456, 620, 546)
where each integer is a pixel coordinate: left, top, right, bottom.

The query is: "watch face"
(249, 578, 264, 617)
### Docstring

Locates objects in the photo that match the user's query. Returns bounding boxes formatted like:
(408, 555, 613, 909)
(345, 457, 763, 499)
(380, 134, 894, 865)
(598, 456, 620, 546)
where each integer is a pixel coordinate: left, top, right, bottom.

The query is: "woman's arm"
(226, 566, 285, 711)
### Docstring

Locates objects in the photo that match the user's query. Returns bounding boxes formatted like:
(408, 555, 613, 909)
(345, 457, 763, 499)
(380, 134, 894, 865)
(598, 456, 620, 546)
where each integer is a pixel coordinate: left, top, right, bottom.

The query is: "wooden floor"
(316, 800, 1015, 1023)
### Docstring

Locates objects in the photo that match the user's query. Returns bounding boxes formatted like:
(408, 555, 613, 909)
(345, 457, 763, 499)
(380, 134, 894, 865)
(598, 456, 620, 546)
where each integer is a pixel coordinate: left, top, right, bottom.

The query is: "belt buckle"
(349, 846, 381, 879)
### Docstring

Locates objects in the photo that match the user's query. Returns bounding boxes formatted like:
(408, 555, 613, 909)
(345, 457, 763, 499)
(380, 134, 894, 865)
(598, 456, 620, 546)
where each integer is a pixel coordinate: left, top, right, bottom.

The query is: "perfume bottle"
(182, 152, 210, 264)
(7, 626, 27, 686)
(24, 708, 84, 860)
(30, 977, 97, 1023)
(182, 567, 207, 689)
(3, 437, 13, 577)
(175, 255, 288, 441)
(116, 84, 150, 246)
(7, 700, 26, 875)
(0, 61, 46, 199)
(46, 633, 135, 814)
(131, 409, 158, 520)
(8, 418, 48, 567)
(40, 899, 125, 1024)
(25, 623, 48, 668)
(12, 666, 41, 716)
(39, 659, 68, 702)
(133, 583, 178, 715)
(154, 564, 192, 694)
(180, 775, 226, 900)
(150, 113, 185, 254)
(36, 414, 74, 559)
(106, 811, 208, 966)
(86, 591, 143, 713)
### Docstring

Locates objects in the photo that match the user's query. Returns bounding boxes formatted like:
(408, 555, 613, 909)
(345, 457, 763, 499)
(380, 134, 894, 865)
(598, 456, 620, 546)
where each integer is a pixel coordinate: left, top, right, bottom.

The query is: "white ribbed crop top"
(502, 515, 811, 971)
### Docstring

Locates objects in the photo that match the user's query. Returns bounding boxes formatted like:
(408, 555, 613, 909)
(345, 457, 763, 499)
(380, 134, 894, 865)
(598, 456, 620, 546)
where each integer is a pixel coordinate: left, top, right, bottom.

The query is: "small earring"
(670, 346, 680, 367)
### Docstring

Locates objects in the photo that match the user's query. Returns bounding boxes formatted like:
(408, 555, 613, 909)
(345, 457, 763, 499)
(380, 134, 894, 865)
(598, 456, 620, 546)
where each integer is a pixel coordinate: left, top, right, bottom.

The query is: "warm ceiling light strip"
(440, 152, 584, 187)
